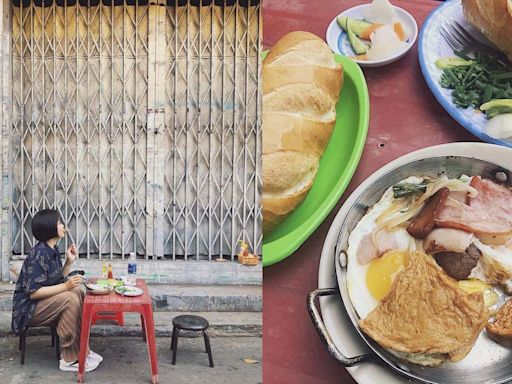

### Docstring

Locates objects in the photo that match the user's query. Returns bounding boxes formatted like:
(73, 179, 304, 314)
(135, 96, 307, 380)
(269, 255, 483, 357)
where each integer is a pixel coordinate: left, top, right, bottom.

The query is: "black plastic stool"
(19, 326, 60, 364)
(170, 315, 214, 368)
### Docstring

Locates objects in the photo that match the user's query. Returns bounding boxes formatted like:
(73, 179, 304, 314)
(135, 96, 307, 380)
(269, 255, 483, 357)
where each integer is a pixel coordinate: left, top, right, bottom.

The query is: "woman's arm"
(62, 244, 78, 277)
(62, 259, 72, 277)
(29, 275, 83, 300)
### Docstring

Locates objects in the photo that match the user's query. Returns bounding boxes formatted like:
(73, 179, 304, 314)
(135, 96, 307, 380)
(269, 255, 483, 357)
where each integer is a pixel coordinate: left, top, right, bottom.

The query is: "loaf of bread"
(462, 0, 512, 61)
(262, 31, 343, 234)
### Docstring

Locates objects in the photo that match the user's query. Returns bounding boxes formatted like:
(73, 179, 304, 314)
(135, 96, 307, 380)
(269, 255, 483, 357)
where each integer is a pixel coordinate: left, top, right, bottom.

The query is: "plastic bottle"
(101, 262, 107, 278)
(128, 252, 137, 285)
(107, 263, 113, 279)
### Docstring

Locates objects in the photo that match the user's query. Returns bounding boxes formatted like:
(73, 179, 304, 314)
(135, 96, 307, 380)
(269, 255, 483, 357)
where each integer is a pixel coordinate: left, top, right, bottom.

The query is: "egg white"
(347, 176, 422, 319)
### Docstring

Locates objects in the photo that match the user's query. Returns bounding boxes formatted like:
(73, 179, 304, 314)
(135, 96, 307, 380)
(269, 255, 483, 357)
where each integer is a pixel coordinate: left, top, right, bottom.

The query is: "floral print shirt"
(11, 242, 66, 335)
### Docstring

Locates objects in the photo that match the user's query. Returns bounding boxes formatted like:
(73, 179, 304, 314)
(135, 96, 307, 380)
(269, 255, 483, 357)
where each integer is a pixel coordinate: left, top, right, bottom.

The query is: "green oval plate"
(263, 54, 369, 267)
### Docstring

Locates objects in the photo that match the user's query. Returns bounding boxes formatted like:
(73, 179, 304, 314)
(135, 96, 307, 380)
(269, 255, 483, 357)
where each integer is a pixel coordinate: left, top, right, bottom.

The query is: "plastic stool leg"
(56, 333, 61, 360)
(171, 328, 180, 365)
(170, 326, 176, 350)
(20, 330, 27, 365)
(203, 330, 214, 368)
(51, 327, 56, 347)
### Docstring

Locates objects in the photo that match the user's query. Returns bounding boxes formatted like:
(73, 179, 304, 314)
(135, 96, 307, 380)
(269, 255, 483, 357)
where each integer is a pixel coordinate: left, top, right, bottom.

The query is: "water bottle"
(128, 252, 137, 285)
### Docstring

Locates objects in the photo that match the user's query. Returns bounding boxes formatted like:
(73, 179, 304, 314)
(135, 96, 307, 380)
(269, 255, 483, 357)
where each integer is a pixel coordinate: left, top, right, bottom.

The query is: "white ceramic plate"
(115, 286, 143, 297)
(85, 283, 111, 295)
(418, 0, 512, 147)
(317, 143, 512, 384)
(326, 3, 418, 67)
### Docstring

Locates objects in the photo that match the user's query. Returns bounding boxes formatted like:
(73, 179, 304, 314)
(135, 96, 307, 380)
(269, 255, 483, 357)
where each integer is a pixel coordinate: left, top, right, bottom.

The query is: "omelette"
(359, 251, 488, 366)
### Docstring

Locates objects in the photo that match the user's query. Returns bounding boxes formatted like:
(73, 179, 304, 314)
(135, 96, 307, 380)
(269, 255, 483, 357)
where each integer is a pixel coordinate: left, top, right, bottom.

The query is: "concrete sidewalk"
(0, 336, 262, 384)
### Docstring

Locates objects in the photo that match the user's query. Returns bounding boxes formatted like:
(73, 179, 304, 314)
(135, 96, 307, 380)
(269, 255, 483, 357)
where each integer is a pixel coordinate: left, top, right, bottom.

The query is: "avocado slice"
(337, 15, 372, 36)
(480, 99, 512, 118)
(435, 57, 475, 69)
(344, 18, 369, 55)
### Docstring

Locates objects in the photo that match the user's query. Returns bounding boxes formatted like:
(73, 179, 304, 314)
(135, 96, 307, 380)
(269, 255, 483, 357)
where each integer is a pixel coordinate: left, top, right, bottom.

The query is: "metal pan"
(308, 143, 512, 384)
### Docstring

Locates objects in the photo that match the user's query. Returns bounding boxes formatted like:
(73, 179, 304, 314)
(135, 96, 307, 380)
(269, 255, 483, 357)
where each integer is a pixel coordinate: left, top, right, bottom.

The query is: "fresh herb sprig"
(392, 182, 428, 198)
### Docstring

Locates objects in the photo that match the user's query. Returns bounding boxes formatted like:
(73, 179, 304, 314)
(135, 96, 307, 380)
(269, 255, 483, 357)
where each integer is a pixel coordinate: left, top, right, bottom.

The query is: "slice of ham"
(435, 176, 512, 238)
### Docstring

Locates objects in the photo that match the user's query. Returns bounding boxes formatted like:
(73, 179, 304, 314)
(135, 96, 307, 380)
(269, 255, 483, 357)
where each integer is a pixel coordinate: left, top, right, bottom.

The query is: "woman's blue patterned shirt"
(11, 242, 65, 335)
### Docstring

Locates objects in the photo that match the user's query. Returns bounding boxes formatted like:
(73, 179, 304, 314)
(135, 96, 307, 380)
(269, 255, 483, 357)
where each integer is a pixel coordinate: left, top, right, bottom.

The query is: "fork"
(440, 20, 512, 69)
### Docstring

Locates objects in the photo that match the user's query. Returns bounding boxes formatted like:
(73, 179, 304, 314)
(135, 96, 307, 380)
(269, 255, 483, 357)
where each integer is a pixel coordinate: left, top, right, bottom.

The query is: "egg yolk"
(458, 279, 499, 308)
(366, 250, 409, 300)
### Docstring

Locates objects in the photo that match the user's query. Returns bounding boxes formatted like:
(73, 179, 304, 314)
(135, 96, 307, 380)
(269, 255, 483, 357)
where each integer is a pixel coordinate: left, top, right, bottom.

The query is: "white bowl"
(326, 3, 418, 67)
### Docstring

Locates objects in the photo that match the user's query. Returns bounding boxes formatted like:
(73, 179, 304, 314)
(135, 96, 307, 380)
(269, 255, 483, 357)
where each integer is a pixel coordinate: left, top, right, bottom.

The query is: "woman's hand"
(65, 275, 83, 290)
(66, 244, 78, 264)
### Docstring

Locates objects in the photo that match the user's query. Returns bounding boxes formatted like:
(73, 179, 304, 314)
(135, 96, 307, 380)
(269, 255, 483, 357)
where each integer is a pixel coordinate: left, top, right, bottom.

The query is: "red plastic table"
(78, 279, 158, 384)
(263, 1, 477, 383)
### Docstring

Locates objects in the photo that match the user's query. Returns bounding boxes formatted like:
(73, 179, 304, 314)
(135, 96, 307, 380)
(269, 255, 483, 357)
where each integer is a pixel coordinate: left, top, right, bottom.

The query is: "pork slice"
(435, 177, 512, 237)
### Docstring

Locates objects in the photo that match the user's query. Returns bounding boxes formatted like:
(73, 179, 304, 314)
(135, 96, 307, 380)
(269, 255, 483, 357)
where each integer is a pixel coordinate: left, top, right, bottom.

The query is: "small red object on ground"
(77, 279, 158, 384)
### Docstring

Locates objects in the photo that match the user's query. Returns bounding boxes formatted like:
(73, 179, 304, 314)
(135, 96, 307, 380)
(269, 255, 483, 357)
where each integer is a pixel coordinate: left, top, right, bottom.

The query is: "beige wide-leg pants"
(29, 287, 85, 362)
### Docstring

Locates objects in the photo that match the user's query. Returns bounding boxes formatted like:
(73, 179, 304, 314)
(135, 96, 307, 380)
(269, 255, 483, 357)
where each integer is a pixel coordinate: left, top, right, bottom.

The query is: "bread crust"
(487, 299, 512, 346)
(262, 31, 343, 233)
(462, 0, 512, 61)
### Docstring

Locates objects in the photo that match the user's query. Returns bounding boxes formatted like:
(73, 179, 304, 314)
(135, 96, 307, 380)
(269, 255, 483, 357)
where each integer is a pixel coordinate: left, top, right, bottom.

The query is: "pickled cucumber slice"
(337, 15, 372, 36)
(342, 17, 369, 55)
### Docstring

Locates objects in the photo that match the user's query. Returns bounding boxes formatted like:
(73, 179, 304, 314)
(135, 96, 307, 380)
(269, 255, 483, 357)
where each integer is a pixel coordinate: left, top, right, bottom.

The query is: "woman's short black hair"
(31, 209, 61, 242)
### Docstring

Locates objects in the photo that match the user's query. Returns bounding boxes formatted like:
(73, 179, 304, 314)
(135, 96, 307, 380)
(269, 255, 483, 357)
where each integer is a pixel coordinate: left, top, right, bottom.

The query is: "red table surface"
(262, 1, 478, 383)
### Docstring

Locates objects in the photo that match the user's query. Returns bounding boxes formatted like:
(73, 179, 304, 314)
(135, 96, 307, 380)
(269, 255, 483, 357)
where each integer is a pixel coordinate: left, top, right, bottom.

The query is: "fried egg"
(347, 177, 421, 319)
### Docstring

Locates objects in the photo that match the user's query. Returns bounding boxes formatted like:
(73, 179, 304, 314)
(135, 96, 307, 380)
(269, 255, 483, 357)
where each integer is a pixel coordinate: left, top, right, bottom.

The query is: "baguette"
(262, 31, 343, 234)
(462, 0, 512, 61)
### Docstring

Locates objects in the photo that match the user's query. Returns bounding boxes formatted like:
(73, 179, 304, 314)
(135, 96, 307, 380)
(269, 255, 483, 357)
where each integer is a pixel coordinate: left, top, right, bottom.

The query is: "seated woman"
(11, 209, 103, 372)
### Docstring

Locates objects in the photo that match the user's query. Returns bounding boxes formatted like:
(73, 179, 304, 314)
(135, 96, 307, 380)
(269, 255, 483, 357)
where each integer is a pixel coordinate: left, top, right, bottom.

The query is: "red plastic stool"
(91, 311, 124, 326)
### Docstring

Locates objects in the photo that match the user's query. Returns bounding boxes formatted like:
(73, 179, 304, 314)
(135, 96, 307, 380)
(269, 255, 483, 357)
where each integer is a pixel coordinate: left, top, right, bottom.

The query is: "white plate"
(317, 143, 512, 384)
(418, 0, 512, 147)
(326, 3, 418, 67)
(115, 286, 143, 297)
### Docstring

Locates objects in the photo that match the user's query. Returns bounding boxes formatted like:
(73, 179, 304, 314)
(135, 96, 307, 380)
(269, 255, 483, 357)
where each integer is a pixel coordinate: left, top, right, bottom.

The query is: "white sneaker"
(88, 350, 104, 363)
(59, 356, 100, 372)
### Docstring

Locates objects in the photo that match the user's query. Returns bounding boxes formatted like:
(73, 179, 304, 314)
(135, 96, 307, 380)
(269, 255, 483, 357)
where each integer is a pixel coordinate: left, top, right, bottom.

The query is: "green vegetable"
(392, 182, 428, 198)
(337, 16, 372, 36)
(480, 99, 512, 118)
(438, 52, 512, 117)
(435, 57, 474, 69)
(345, 18, 369, 55)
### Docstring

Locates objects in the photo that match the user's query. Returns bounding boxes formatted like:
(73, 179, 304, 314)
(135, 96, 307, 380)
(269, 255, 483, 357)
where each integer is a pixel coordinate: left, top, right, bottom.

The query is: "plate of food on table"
(85, 279, 123, 295)
(419, 0, 512, 147)
(115, 286, 143, 297)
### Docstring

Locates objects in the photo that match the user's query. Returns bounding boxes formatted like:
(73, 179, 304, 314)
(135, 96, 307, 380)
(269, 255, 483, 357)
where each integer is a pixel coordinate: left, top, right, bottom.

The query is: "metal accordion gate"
(0, 0, 261, 278)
